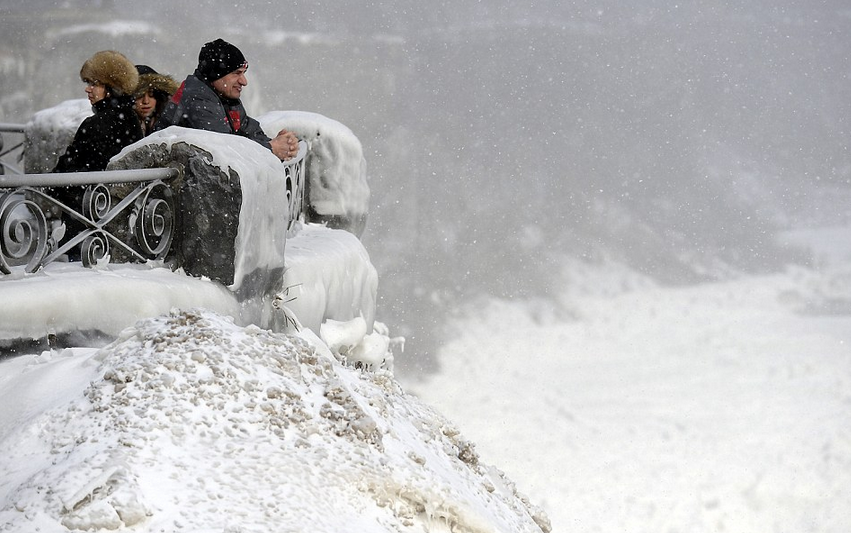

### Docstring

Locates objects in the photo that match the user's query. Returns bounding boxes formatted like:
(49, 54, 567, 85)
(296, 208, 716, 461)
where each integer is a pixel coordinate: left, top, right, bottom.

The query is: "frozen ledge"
(0, 224, 376, 350)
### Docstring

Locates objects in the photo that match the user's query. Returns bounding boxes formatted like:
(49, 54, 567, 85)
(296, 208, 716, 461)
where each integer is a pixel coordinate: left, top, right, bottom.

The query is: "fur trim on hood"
(134, 70, 179, 100)
(80, 50, 138, 96)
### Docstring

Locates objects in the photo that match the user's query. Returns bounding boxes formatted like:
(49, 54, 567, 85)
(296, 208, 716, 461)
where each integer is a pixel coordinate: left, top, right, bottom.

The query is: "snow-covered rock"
(24, 99, 92, 174)
(260, 110, 370, 236)
(108, 127, 289, 297)
(0, 309, 550, 533)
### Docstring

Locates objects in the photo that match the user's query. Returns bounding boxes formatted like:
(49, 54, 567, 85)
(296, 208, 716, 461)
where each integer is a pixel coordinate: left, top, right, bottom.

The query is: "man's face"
(212, 66, 248, 100)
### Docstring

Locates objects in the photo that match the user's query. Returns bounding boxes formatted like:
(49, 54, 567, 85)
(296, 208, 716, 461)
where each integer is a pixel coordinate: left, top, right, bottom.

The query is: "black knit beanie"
(135, 64, 157, 77)
(196, 39, 247, 83)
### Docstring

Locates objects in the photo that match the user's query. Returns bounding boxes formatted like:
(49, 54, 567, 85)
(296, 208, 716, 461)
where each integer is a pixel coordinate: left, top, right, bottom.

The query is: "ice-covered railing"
(0, 167, 178, 273)
(0, 122, 308, 275)
(280, 140, 308, 233)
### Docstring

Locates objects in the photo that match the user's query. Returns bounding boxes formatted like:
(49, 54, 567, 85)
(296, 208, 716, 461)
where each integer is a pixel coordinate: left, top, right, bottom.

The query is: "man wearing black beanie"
(155, 39, 298, 160)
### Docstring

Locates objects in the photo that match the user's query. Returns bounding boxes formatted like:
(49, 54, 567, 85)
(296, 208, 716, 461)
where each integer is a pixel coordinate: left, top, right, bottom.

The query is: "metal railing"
(1, 168, 177, 274)
(285, 141, 308, 232)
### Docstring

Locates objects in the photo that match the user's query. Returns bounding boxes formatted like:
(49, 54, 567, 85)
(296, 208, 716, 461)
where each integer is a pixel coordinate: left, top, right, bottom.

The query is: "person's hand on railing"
(270, 129, 300, 161)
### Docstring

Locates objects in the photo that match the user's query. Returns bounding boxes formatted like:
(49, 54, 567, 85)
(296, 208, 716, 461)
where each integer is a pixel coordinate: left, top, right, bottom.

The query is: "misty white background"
(2, 2, 851, 531)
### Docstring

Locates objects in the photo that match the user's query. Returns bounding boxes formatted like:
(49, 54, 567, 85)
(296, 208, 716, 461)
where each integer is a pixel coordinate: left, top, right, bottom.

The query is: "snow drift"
(0, 309, 549, 532)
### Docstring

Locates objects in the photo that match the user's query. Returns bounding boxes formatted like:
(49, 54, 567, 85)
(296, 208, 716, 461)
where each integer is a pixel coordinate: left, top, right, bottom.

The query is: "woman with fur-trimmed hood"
(133, 65, 179, 136)
(53, 50, 143, 173)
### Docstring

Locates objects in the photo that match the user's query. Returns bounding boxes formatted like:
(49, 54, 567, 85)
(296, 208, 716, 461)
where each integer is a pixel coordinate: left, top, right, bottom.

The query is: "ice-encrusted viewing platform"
(0, 100, 377, 355)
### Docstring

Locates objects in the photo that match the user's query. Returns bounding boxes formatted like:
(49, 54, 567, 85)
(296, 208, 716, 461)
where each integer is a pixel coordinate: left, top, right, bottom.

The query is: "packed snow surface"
(0, 309, 549, 533)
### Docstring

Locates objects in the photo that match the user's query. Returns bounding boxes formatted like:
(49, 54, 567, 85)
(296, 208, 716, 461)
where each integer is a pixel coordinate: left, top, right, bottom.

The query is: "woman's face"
(135, 90, 156, 119)
(84, 80, 107, 105)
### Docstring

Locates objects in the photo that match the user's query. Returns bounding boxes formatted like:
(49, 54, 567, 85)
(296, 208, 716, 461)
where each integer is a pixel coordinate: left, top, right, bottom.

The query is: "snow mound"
(0, 309, 549, 533)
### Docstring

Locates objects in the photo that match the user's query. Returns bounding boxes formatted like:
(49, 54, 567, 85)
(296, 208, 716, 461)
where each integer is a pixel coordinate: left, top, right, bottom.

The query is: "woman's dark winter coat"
(53, 95, 143, 173)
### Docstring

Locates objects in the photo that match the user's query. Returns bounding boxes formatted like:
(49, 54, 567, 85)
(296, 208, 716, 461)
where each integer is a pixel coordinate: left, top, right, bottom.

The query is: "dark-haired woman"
(133, 65, 178, 136)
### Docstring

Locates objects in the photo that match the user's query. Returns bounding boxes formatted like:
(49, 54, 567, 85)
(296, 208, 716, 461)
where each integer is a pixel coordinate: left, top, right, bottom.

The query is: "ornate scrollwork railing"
(0, 168, 178, 274)
(285, 140, 308, 232)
